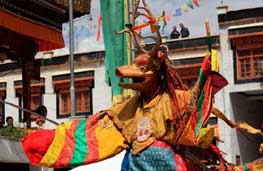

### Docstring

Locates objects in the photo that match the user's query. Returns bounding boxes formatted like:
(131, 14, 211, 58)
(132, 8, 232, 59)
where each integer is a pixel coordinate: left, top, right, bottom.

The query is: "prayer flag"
(175, 8, 182, 16)
(165, 13, 171, 22)
(193, 0, 200, 7)
(96, 14, 102, 41)
(182, 4, 188, 13)
(187, 1, 194, 9)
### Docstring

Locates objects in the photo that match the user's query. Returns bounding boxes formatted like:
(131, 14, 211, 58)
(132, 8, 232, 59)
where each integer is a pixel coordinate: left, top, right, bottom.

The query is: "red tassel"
(165, 13, 171, 23)
(96, 14, 102, 41)
(192, 0, 200, 7)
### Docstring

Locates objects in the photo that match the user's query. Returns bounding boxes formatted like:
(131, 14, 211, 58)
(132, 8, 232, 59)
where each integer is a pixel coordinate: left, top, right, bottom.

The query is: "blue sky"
(53, 0, 263, 55)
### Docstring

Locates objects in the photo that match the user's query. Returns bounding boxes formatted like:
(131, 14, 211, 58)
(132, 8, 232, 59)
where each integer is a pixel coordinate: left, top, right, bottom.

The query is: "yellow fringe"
(211, 49, 220, 72)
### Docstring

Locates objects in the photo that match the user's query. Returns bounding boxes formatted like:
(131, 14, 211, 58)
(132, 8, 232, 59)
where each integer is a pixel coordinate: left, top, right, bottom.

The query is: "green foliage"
(0, 126, 28, 138)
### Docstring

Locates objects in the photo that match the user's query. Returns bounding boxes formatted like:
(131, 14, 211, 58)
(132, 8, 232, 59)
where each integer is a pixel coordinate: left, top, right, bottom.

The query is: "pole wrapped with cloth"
(100, 0, 132, 105)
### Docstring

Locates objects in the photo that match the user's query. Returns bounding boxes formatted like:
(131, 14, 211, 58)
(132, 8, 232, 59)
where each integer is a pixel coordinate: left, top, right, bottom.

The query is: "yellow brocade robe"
(107, 88, 214, 154)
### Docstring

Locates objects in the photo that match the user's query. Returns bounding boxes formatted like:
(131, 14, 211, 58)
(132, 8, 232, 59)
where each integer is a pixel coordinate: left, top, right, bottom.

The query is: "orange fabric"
(0, 9, 64, 51)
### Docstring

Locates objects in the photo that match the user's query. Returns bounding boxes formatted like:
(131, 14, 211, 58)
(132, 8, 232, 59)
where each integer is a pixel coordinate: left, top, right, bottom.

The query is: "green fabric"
(198, 69, 206, 89)
(69, 119, 87, 166)
(195, 68, 207, 136)
(100, 0, 129, 97)
(207, 37, 212, 52)
(196, 89, 205, 136)
(187, 1, 194, 9)
(243, 163, 249, 171)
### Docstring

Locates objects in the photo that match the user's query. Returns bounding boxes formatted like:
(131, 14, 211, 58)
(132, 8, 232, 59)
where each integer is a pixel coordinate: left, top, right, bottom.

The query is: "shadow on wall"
(230, 93, 263, 163)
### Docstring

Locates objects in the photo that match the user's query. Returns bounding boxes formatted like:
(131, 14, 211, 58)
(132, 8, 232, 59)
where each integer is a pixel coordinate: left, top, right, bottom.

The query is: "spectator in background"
(179, 23, 190, 38)
(6, 116, 14, 128)
(0, 115, 3, 128)
(170, 25, 180, 39)
(35, 105, 47, 129)
(36, 117, 45, 129)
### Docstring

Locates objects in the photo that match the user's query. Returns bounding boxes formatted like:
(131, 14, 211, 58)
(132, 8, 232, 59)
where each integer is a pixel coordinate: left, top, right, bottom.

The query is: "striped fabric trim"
(247, 163, 254, 171)
(84, 118, 99, 163)
(69, 119, 88, 166)
(52, 119, 80, 167)
(196, 89, 205, 136)
(198, 69, 206, 89)
(195, 56, 213, 137)
(195, 65, 206, 137)
(236, 163, 254, 171)
(39, 123, 68, 167)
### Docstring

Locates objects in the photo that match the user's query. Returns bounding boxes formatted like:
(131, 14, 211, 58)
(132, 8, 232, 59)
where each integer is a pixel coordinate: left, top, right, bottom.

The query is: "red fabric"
(211, 72, 228, 94)
(200, 76, 213, 127)
(96, 15, 102, 41)
(165, 14, 171, 23)
(51, 119, 80, 168)
(201, 57, 211, 76)
(0, 9, 64, 51)
(132, 14, 157, 31)
(210, 144, 225, 171)
(192, 0, 200, 7)
(238, 166, 245, 171)
(132, 22, 150, 31)
(21, 130, 55, 165)
(84, 114, 100, 163)
(175, 153, 187, 171)
(247, 163, 253, 171)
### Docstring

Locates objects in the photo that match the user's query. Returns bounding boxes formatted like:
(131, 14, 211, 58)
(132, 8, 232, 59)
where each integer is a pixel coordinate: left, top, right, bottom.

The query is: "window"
(175, 64, 201, 88)
(237, 48, 263, 80)
(17, 93, 43, 121)
(58, 88, 92, 117)
(14, 79, 44, 121)
(53, 71, 94, 118)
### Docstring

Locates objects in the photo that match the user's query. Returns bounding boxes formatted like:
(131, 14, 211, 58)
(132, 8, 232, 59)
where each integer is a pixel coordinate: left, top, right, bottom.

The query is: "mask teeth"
(143, 71, 153, 76)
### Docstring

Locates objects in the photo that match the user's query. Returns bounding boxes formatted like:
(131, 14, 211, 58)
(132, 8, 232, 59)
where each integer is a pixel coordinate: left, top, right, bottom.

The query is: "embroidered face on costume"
(136, 116, 153, 142)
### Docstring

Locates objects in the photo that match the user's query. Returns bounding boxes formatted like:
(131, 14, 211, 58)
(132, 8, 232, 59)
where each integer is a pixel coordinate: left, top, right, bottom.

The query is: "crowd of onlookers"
(0, 115, 29, 138)
(170, 23, 190, 39)
(0, 105, 47, 131)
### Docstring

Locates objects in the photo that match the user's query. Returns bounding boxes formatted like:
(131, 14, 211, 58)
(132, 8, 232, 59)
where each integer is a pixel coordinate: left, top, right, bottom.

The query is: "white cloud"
(77, 36, 105, 53)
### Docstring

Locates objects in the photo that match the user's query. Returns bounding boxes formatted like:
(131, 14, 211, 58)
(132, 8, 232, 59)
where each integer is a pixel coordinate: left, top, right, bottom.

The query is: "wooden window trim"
(15, 81, 44, 122)
(56, 88, 92, 118)
(175, 63, 201, 88)
(237, 48, 263, 80)
(53, 72, 94, 119)
(55, 84, 93, 119)
(17, 93, 43, 122)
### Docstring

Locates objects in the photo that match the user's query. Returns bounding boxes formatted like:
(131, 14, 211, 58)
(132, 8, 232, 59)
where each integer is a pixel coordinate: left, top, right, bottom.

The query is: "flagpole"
(69, 0, 75, 117)
(205, 18, 212, 52)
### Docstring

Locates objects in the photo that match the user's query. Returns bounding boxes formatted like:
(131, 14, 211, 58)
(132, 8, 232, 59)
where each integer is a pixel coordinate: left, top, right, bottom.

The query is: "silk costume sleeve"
(176, 54, 227, 146)
(21, 112, 126, 168)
